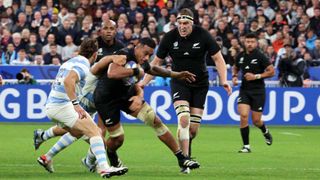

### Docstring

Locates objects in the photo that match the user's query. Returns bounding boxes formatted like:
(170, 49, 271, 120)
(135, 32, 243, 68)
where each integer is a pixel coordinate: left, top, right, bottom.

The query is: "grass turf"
(0, 123, 319, 179)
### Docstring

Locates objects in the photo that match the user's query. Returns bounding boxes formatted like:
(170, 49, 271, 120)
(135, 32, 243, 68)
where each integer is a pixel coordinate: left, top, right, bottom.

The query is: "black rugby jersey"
(94, 48, 141, 103)
(96, 36, 124, 62)
(235, 49, 271, 90)
(156, 25, 220, 87)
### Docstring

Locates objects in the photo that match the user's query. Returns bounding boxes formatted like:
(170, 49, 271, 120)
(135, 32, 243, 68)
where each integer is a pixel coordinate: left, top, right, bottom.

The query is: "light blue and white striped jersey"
(79, 72, 98, 115)
(47, 55, 90, 105)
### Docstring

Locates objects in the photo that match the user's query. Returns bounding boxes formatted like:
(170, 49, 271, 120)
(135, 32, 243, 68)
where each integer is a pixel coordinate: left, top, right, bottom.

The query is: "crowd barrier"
(1, 65, 319, 81)
(0, 85, 319, 125)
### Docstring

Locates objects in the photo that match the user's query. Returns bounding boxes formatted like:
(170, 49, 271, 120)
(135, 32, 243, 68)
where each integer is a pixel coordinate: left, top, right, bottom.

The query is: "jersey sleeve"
(234, 54, 241, 69)
(72, 63, 89, 81)
(260, 52, 271, 69)
(156, 33, 171, 59)
(204, 29, 220, 56)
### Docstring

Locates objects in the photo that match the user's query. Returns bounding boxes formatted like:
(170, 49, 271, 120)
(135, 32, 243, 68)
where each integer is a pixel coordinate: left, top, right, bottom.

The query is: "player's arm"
(91, 55, 126, 76)
(107, 63, 144, 79)
(211, 51, 232, 95)
(260, 65, 275, 78)
(64, 70, 86, 118)
(232, 65, 240, 86)
(138, 56, 164, 87)
(146, 63, 196, 83)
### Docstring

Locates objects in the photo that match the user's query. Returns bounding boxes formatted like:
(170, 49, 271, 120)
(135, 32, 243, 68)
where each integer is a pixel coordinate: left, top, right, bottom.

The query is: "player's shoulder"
(164, 28, 179, 39)
(115, 40, 125, 48)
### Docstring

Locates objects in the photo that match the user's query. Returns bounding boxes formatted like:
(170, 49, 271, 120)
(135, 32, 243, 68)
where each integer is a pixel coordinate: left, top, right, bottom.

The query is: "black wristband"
(71, 99, 79, 105)
(132, 68, 140, 76)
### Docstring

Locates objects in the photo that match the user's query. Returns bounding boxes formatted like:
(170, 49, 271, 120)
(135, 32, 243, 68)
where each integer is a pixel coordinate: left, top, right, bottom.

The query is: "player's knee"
(175, 104, 190, 128)
(109, 125, 124, 139)
(252, 119, 262, 127)
(137, 103, 156, 127)
(240, 114, 249, 121)
(110, 135, 124, 147)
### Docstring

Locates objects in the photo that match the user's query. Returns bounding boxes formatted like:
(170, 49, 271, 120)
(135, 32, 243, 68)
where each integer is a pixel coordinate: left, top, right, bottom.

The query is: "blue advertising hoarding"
(0, 85, 319, 125)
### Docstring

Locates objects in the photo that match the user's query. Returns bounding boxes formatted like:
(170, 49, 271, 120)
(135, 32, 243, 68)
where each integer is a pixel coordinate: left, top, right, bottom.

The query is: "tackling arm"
(63, 70, 79, 101)
(91, 55, 126, 76)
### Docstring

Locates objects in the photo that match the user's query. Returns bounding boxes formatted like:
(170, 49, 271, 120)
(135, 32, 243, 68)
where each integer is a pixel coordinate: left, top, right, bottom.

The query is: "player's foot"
(37, 155, 54, 173)
(179, 157, 200, 170)
(99, 166, 128, 178)
(238, 147, 251, 153)
(81, 157, 96, 173)
(33, 129, 44, 150)
(180, 167, 190, 174)
(264, 129, 273, 145)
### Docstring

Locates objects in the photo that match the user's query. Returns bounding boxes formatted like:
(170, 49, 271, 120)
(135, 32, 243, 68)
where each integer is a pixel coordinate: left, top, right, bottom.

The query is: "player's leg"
(33, 126, 67, 150)
(105, 123, 125, 167)
(251, 90, 272, 145)
(238, 103, 251, 153)
(97, 114, 108, 138)
(131, 102, 200, 171)
(237, 90, 251, 153)
(188, 85, 208, 156)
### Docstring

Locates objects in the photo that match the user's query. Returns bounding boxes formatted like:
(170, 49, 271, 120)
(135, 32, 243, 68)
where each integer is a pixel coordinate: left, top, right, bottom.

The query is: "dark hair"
(139, 37, 156, 49)
(245, 33, 258, 39)
(179, 8, 194, 18)
(79, 38, 98, 59)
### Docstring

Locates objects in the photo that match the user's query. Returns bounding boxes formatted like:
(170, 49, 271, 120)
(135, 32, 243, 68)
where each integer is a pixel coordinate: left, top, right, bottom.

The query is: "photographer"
(16, 68, 37, 85)
(278, 44, 306, 87)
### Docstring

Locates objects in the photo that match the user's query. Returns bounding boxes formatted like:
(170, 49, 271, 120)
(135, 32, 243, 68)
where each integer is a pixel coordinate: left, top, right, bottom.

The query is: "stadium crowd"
(0, 0, 320, 86)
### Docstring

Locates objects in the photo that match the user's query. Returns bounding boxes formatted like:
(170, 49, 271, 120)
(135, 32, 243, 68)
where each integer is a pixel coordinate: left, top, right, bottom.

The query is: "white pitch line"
(279, 132, 302, 136)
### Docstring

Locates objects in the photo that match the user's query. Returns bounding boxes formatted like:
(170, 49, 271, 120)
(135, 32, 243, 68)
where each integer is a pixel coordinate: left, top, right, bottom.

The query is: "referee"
(232, 33, 275, 153)
(141, 8, 232, 173)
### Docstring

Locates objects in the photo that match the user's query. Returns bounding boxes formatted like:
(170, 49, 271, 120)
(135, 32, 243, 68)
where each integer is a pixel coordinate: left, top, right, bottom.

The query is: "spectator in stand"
(56, 19, 76, 46)
(305, 29, 318, 51)
(26, 33, 42, 56)
(40, 5, 50, 19)
(121, 27, 133, 47)
(58, 5, 70, 24)
(266, 45, 277, 66)
(75, 19, 93, 45)
(11, 12, 29, 33)
(61, 35, 78, 62)
(11, 49, 30, 65)
(30, 11, 42, 33)
(310, 38, 320, 61)
(69, 12, 81, 34)
(1, 43, 17, 64)
(37, 26, 48, 46)
(261, 0, 275, 21)
(42, 33, 62, 55)
(33, 54, 44, 65)
(51, 12, 60, 28)
(1, 28, 11, 50)
(310, 7, 320, 36)
(50, 56, 61, 66)
(163, 12, 177, 33)
(134, 12, 146, 30)
(272, 31, 285, 53)
(21, 28, 31, 45)
(272, 13, 287, 32)
(10, 32, 26, 52)
(1, 14, 13, 31)
(43, 43, 62, 65)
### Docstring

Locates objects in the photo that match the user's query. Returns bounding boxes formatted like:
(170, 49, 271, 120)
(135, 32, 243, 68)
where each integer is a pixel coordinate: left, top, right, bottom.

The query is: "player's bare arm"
(244, 65, 275, 81)
(148, 65, 196, 83)
(212, 51, 232, 95)
(138, 56, 164, 87)
(107, 62, 144, 79)
(232, 65, 240, 86)
(64, 70, 86, 119)
(91, 55, 127, 76)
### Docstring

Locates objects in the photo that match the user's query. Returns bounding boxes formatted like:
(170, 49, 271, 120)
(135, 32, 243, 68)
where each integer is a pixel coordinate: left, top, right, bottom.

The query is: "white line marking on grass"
(279, 132, 302, 136)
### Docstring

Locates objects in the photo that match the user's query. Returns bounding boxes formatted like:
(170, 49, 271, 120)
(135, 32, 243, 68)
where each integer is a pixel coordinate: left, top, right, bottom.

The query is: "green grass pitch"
(0, 123, 319, 179)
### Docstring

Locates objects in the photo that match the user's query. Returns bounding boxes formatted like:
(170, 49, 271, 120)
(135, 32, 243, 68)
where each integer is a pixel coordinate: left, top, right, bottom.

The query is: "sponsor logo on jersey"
(258, 107, 262, 110)
(239, 57, 244, 64)
(192, 42, 200, 49)
(173, 92, 180, 99)
(173, 41, 179, 49)
(245, 66, 249, 69)
(251, 59, 258, 64)
(105, 118, 113, 125)
(184, 52, 189, 55)
(98, 48, 103, 55)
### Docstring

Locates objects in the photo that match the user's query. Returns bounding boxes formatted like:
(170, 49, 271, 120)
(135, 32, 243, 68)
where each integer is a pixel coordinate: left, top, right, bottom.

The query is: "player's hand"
(129, 95, 143, 112)
(232, 76, 238, 86)
(244, 73, 256, 81)
(222, 82, 232, 96)
(0, 75, 3, 86)
(135, 65, 145, 80)
(137, 81, 146, 89)
(171, 71, 196, 83)
(112, 55, 126, 66)
(74, 104, 87, 119)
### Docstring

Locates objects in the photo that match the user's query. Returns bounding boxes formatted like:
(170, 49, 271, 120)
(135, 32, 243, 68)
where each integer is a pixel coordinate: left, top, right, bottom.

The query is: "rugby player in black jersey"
(91, 37, 200, 173)
(232, 33, 274, 153)
(140, 8, 232, 173)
